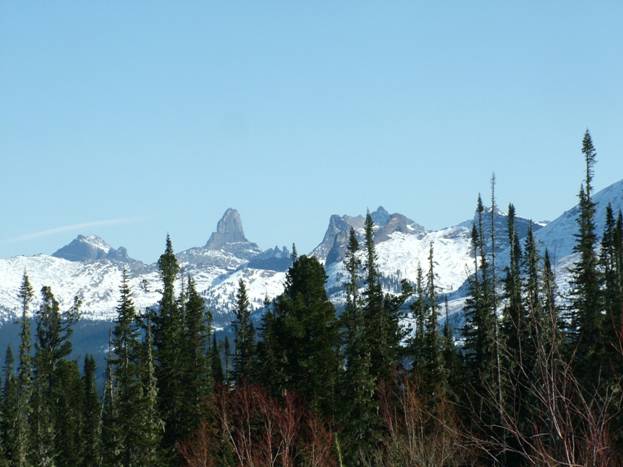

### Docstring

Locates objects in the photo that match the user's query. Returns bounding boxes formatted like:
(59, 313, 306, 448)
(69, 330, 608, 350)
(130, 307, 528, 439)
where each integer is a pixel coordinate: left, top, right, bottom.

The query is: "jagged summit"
(177, 208, 260, 270)
(312, 206, 425, 264)
(205, 208, 248, 250)
(52, 234, 133, 263)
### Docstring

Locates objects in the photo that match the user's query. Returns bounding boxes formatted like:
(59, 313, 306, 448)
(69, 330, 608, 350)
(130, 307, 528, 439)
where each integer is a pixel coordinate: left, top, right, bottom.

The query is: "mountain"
(177, 208, 261, 270)
(312, 206, 425, 266)
(52, 234, 138, 264)
(536, 180, 623, 263)
(2, 178, 623, 331)
(0, 209, 280, 327)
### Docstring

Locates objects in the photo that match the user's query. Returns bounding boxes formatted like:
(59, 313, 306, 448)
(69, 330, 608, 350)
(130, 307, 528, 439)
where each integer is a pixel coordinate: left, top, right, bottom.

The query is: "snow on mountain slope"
(0, 209, 288, 326)
(375, 227, 473, 292)
(202, 268, 287, 320)
(3, 180, 623, 329)
(536, 179, 623, 263)
(0, 255, 161, 321)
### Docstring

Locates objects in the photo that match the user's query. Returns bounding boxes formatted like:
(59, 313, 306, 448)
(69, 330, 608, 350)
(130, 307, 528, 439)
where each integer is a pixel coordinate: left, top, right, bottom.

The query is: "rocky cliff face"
(205, 208, 249, 249)
(52, 235, 139, 265)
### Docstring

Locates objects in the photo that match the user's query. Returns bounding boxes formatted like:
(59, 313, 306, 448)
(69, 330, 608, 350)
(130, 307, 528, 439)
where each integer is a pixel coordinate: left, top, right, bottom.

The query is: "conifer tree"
(81, 355, 100, 467)
(232, 279, 255, 385)
(15, 273, 34, 467)
(599, 204, 623, 382)
(541, 250, 562, 355)
(101, 338, 120, 467)
(269, 255, 339, 418)
(137, 318, 163, 466)
(441, 296, 459, 397)
(152, 235, 184, 456)
(410, 266, 426, 377)
(461, 196, 498, 426)
(340, 228, 379, 463)
(179, 277, 212, 441)
(111, 270, 143, 465)
(362, 212, 403, 382)
(1, 347, 18, 464)
(223, 336, 231, 386)
(210, 335, 223, 387)
(568, 130, 602, 383)
(502, 204, 524, 370)
(32, 286, 78, 467)
(54, 360, 83, 467)
(423, 242, 447, 405)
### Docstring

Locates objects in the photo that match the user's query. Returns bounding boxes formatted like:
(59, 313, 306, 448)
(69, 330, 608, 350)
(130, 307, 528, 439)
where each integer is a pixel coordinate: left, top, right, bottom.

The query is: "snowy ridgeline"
(1, 179, 622, 327)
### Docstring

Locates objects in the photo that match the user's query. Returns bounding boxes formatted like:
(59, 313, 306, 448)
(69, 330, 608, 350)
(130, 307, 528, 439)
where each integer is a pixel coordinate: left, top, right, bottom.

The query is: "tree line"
(0, 130, 621, 465)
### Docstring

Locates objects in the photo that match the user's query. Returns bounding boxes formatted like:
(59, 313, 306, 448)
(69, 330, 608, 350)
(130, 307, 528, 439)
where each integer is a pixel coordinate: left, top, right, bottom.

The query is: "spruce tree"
(441, 296, 459, 398)
(568, 130, 602, 383)
(1, 347, 18, 464)
(501, 204, 524, 372)
(81, 355, 100, 467)
(111, 270, 143, 465)
(152, 235, 184, 456)
(340, 228, 379, 463)
(461, 196, 498, 427)
(223, 336, 231, 386)
(15, 273, 34, 467)
(362, 212, 403, 383)
(54, 360, 83, 467)
(232, 279, 255, 385)
(599, 204, 623, 383)
(137, 318, 163, 466)
(209, 335, 224, 387)
(423, 242, 447, 406)
(32, 286, 78, 467)
(101, 338, 120, 467)
(269, 255, 339, 418)
(179, 277, 212, 441)
(410, 266, 426, 377)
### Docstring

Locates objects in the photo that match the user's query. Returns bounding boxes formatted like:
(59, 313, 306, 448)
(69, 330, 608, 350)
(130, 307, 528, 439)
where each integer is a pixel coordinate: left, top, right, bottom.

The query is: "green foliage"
(232, 279, 255, 385)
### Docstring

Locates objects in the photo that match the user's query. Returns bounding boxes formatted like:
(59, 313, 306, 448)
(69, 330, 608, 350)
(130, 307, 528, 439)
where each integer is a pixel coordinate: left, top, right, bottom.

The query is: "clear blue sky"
(1, 1, 622, 262)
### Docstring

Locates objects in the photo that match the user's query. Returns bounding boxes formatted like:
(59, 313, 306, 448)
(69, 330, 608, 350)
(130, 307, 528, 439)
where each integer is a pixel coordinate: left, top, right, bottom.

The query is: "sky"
(1, 1, 622, 263)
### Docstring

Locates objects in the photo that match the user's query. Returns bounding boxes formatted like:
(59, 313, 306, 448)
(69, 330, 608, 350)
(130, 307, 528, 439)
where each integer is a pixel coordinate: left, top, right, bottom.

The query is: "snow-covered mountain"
(0, 209, 289, 327)
(1, 179, 623, 330)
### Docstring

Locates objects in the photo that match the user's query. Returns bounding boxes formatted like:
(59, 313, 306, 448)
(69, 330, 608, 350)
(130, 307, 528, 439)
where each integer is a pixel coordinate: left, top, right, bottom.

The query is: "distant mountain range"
(1, 179, 623, 329)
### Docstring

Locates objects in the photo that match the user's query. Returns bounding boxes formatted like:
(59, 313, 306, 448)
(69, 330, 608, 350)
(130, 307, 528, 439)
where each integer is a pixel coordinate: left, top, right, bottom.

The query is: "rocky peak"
(205, 208, 248, 250)
(52, 235, 133, 263)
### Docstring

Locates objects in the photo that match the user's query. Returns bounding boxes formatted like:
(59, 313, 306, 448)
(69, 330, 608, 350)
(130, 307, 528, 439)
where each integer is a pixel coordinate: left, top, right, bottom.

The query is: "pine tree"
(502, 204, 524, 371)
(541, 250, 562, 355)
(268, 255, 339, 418)
(441, 296, 459, 398)
(81, 355, 100, 467)
(568, 130, 603, 383)
(179, 277, 212, 441)
(223, 336, 231, 386)
(232, 280, 255, 385)
(410, 266, 426, 377)
(362, 212, 403, 383)
(101, 338, 120, 467)
(32, 286, 78, 467)
(111, 269, 143, 465)
(423, 242, 447, 406)
(54, 360, 83, 467)
(461, 196, 498, 426)
(137, 318, 163, 466)
(1, 347, 18, 464)
(599, 204, 623, 383)
(209, 335, 224, 387)
(340, 228, 379, 464)
(152, 235, 184, 457)
(15, 273, 34, 467)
